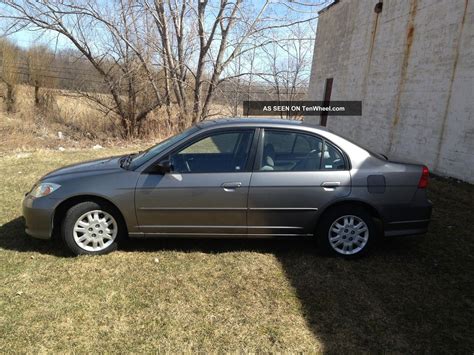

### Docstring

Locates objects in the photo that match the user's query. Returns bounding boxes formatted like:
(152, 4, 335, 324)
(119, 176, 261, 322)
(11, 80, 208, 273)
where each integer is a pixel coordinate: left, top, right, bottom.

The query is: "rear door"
(248, 128, 351, 236)
(135, 129, 256, 235)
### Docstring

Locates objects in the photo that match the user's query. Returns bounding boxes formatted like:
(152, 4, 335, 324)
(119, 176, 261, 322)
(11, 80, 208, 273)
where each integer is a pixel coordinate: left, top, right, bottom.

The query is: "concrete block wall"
(306, 0, 473, 183)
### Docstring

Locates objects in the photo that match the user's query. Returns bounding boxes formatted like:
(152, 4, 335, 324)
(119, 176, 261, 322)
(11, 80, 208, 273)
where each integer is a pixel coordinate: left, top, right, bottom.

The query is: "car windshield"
(128, 126, 200, 169)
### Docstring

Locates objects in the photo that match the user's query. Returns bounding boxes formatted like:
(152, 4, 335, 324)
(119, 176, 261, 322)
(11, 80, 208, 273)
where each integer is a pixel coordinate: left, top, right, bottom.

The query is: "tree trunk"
(34, 81, 40, 106)
(6, 83, 15, 113)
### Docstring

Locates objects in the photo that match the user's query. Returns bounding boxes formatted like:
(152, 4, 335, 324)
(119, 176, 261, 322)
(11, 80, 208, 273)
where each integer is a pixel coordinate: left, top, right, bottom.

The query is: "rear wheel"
(61, 201, 124, 255)
(317, 206, 376, 257)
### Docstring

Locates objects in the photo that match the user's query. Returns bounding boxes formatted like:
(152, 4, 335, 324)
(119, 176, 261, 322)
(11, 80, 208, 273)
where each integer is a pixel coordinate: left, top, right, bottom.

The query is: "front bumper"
(22, 194, 56, 239)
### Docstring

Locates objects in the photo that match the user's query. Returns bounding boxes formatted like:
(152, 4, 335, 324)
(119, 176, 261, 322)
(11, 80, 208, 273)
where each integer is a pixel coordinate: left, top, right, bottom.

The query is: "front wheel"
(317, 206, 376, 257)
(61, 201, 124, 255)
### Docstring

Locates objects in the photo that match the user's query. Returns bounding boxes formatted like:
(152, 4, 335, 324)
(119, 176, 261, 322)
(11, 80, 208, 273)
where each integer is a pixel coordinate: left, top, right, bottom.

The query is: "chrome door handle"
(221, 182, 242, 191)
(321, 181, 341, 189)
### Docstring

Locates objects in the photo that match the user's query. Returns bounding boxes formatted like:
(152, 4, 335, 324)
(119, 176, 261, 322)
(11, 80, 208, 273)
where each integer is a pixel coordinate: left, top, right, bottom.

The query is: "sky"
(2, 0, 328, 51)
(9, 30, 72, 50)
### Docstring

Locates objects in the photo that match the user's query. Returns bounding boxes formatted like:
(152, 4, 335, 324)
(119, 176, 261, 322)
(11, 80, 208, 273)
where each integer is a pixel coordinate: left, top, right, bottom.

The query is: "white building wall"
(306, 0, 473, 183)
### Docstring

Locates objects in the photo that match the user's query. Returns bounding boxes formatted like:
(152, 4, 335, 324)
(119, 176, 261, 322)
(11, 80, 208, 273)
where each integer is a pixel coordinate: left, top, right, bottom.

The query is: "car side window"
(170, 130, 254, 173)
(180, 133, 239, 154)
(322, 141, 346, 170)
(293, 134, 312, 154)
(258, 130, 323, 171)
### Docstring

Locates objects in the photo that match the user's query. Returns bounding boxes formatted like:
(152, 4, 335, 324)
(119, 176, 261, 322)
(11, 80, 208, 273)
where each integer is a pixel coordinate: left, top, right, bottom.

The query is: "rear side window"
(257, 129, 347, 172)
(322, 141, 346, 170)
(293, 135, 312, 154)
(263, 130, 297, 154)
(258, 130, 323, 171)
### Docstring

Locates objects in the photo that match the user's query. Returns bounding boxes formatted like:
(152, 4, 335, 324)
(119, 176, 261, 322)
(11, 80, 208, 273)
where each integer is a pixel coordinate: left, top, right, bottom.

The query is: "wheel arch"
(52, 195, 128, 238)
(315, 199, 384, 235)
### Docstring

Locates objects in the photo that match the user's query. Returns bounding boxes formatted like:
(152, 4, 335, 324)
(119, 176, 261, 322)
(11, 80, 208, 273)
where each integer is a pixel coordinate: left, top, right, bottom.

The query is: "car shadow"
(0, 216, 69, 257)
(120, 234, 316, 254)
(119, 233, 458, 352)
(122, 235, 429, 352)
(0, 216, 467, 352)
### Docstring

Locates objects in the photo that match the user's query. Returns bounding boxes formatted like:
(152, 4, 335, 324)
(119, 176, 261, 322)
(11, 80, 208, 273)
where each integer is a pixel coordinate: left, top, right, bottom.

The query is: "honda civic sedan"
(23, 118, 432, 257)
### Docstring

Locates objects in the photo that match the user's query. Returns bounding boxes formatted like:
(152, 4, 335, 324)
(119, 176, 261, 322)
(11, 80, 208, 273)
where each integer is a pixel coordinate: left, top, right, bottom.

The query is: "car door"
(248, 128, 351, 236)
(135, 129, 256, 236)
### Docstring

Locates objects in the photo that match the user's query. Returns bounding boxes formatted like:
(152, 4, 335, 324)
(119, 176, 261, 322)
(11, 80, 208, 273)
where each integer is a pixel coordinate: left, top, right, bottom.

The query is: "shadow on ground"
(0, 217, 69, 257)
(1, 212, 472, 352)
(124, 234, 474, 352)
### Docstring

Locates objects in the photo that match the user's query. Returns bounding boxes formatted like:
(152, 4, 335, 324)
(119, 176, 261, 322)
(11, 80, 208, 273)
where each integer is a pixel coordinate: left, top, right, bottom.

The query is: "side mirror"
(151, 160, 173, 174)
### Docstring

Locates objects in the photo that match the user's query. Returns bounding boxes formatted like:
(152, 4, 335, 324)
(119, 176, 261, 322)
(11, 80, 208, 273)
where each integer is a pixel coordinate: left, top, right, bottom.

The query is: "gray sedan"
(22, 118, 432, 257)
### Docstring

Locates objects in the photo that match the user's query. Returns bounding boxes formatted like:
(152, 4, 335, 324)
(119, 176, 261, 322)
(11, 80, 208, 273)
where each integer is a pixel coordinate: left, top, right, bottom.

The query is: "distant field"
(0, 148, 473, 352)
(0, 84, 236, 153)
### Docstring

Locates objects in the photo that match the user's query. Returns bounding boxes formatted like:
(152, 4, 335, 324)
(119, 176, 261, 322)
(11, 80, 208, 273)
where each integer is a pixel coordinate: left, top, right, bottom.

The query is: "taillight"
(418, 165, 429, 188)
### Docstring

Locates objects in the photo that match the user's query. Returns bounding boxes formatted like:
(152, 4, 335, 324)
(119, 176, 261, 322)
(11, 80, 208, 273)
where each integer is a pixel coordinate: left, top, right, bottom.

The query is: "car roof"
(197, 117, 324, 129)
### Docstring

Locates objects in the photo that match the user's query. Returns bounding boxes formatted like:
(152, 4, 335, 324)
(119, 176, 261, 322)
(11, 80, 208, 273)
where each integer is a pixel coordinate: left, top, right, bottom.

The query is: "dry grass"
(0, 84, 176, 152)
(0, 84, 236, 154)
(0, 148, 473, 352)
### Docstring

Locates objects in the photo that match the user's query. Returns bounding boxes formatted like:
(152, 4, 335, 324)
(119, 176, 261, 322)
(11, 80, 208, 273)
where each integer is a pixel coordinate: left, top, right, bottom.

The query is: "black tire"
(316, 205, 377, 258)
(61, 201, 125, 256)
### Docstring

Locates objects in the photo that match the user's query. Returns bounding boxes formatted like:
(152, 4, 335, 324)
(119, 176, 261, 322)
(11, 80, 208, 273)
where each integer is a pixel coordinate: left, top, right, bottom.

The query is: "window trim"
(253, 128, 350, 172)
(152, 127, 258, 174)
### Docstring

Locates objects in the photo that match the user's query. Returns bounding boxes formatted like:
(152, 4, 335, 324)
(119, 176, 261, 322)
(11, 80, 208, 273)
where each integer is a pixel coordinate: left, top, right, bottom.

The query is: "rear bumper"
(22, 194, 55, 239)
(383, 198, 433, 237)
(384, 219, 431, 237)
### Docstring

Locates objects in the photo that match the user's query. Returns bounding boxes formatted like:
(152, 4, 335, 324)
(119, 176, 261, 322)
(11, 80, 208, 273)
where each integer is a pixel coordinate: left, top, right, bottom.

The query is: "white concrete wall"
(306, 0, 473, 183)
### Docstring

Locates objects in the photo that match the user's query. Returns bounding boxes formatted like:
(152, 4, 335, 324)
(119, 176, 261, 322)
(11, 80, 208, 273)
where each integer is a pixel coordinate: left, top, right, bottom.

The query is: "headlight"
(30, 183, 61, 198)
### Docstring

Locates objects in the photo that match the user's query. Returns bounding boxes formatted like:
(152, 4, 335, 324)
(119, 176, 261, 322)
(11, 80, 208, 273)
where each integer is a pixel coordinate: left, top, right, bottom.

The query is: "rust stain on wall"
(392, 0, 417, 128)
(357, 5, 382, 143)
(360, 6, 382, 121)
(367, 12, 380, 72)
(387, 0, 418, 153)
(434, 0, 469, 169)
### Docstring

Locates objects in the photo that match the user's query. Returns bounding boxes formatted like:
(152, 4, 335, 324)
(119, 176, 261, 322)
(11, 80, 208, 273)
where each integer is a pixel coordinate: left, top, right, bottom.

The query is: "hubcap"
(73, 210, 118, 252)
(328, 215, 369, 255)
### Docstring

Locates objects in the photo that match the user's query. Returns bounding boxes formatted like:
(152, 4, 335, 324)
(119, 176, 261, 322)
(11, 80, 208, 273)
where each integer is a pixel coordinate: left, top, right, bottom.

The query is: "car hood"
(41, 156, 124, 180)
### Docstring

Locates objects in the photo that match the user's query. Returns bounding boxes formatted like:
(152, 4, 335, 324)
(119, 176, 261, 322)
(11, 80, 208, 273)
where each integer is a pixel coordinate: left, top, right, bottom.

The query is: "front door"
(248, 129, 351, 236)
(135, 129, 255, 236)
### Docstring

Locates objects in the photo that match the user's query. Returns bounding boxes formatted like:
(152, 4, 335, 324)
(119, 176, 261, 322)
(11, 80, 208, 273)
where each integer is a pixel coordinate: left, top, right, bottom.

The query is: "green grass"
(1, 149, 473, 352)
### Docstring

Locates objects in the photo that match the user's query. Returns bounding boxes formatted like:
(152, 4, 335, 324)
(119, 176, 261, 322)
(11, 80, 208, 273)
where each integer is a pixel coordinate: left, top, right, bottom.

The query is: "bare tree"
(1, 0, 166, 138)
(0, 39, 19, 113)
(216, 46, 260, 117)
(143, 0, 321, 124)
(260, 23, 314, 102)
(1, 0, 327, 134)
(26, 45, 56, 106)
